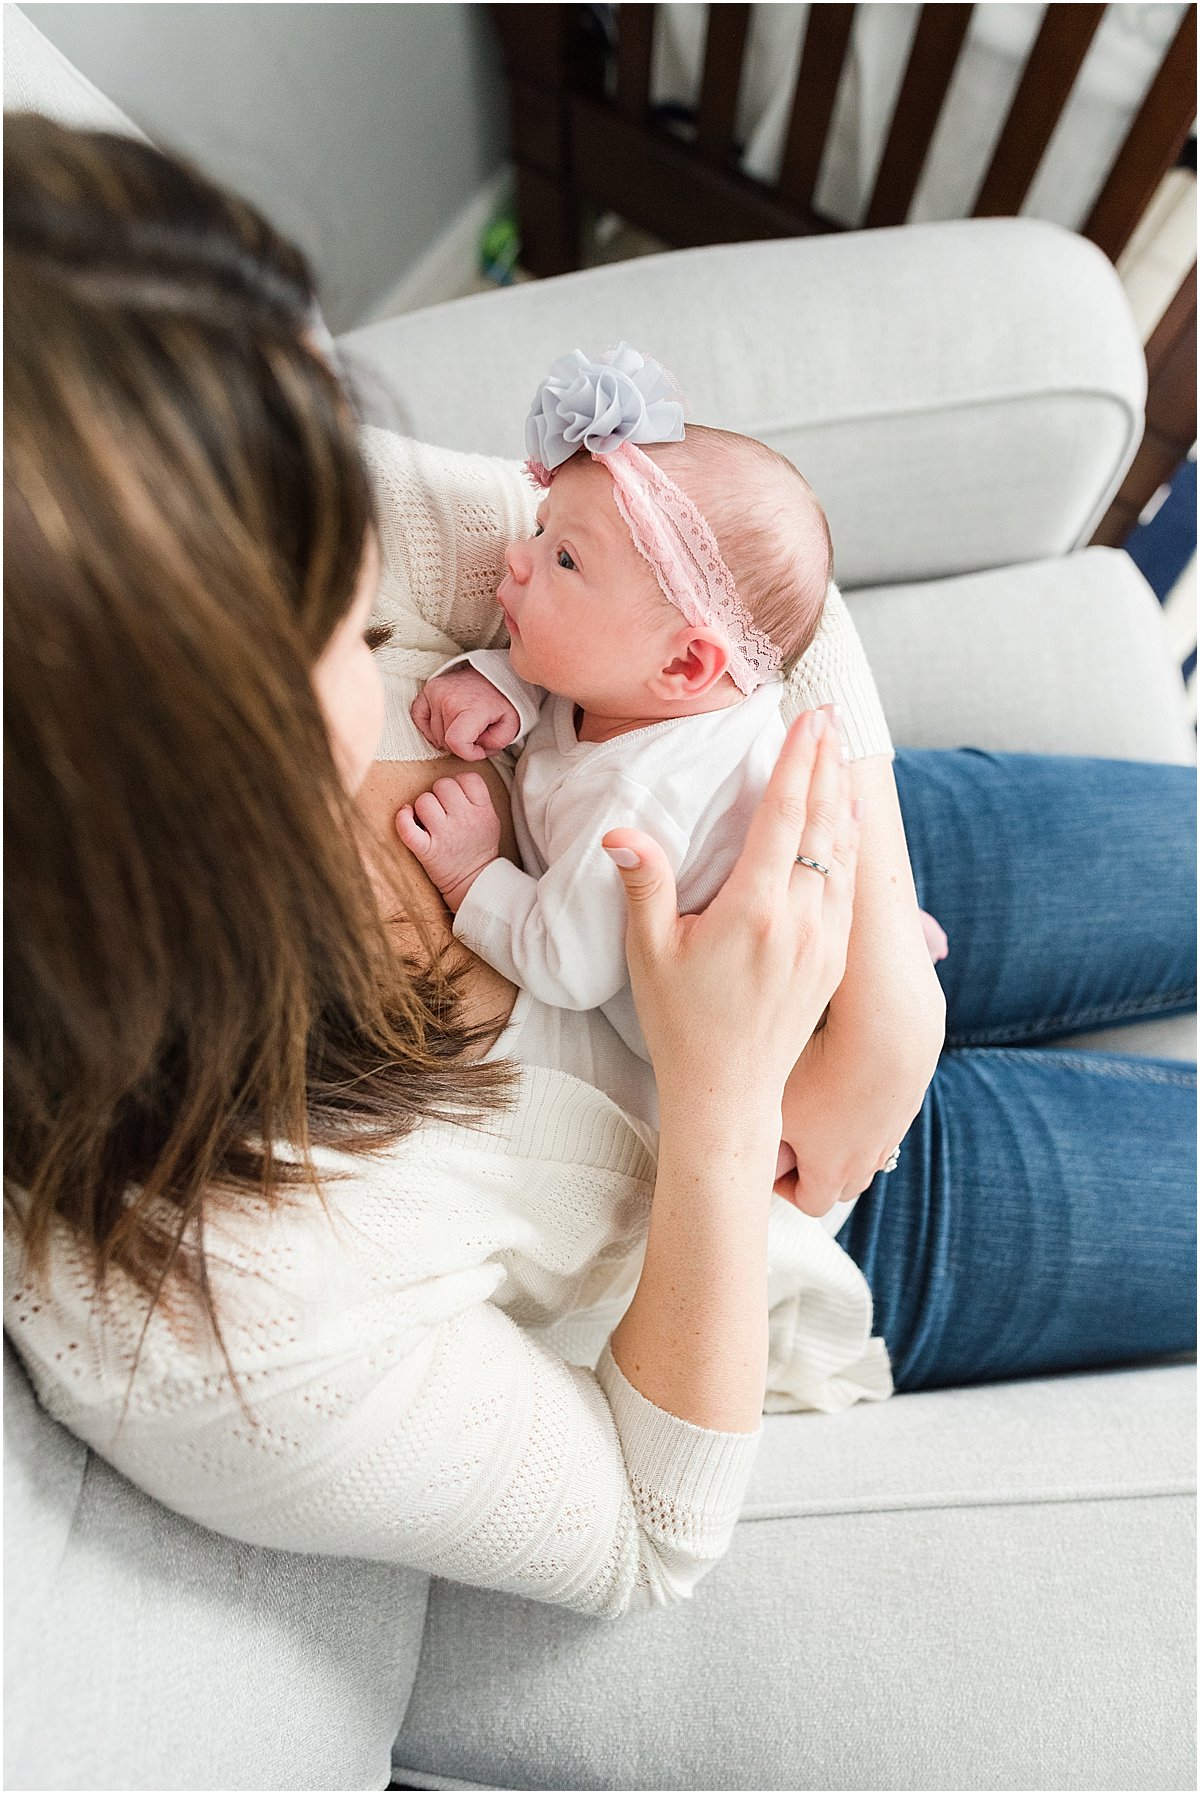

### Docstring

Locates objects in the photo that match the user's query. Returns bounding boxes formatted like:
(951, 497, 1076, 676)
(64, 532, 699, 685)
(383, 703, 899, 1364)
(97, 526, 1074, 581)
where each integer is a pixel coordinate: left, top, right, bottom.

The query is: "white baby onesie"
(443, 649, 788, 1064)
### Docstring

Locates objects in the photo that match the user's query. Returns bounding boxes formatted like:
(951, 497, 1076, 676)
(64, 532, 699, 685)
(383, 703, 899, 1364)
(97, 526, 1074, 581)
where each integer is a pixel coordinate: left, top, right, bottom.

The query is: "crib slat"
(696, 4, 752, 165)
(617, 3, 656, 123)
(1083, 6, 1197, 262)
(777, 4, 856, 211)
(864, 5, 973, 228)
(972, 4, 1106, 217)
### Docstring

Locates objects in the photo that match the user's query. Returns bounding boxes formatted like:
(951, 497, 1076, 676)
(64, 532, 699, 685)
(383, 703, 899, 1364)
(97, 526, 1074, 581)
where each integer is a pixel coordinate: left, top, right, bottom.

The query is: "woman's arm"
(779, 750, 945, 1214)
(775, 584, 944, 1213)
(608, 710, 861, 1428)
(18, 713, 857, 1620)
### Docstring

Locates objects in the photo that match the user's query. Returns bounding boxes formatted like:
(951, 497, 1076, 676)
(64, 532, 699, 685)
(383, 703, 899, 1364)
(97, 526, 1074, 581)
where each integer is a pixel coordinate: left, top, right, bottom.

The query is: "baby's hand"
(411, 668, 521, 761)
(395, 773, 501, 911)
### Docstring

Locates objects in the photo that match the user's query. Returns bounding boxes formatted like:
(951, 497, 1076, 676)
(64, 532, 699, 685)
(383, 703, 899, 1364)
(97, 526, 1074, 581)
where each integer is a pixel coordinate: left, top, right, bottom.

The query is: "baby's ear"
(652, 628, 731, 700)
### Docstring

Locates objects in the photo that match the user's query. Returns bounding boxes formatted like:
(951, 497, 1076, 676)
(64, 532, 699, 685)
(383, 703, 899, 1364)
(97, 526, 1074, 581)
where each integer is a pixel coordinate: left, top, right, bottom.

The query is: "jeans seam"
(950, 1047, 1196, 1086)
(945, 985, 1197, 1049)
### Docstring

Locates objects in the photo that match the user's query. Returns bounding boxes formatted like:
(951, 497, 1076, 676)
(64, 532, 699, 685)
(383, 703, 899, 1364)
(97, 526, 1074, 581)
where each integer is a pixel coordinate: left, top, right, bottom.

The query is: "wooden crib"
(490, 3, 1196, 548)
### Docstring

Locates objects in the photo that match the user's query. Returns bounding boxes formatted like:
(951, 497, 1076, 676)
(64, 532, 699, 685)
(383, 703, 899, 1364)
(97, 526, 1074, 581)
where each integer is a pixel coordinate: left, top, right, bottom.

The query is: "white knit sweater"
(5, 431, 895, 1618)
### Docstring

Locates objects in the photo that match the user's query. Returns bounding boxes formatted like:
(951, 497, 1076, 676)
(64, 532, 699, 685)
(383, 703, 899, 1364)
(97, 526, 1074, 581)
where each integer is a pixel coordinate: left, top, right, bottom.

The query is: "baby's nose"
(505, 539, 531, 581)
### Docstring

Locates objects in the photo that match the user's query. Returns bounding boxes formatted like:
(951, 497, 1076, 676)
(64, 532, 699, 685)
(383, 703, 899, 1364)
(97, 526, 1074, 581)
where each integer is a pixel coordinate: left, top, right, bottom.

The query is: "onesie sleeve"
(452, 775, 691, 1012)
(782, 579, 894, 761)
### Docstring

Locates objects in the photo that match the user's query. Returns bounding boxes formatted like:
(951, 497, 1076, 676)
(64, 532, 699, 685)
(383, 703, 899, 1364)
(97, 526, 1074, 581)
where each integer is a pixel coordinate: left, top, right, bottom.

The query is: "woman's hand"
(603, 710, 862, 1115)
(411, 667, 521, 761)
(775, 1022, 926, 1214)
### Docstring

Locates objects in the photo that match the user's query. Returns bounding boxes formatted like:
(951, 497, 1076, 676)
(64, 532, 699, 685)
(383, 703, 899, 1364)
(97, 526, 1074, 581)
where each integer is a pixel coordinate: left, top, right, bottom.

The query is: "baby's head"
(500, 422, 832, 719)
(648, 425, 832, 679)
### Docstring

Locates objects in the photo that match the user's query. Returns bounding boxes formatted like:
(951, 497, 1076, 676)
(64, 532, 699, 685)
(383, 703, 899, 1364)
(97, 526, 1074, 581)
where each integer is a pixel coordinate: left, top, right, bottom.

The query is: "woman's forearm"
(833, 753, 945, 1049)
(610, 1087, 780, 1433)
(777, 752, 943, 1212)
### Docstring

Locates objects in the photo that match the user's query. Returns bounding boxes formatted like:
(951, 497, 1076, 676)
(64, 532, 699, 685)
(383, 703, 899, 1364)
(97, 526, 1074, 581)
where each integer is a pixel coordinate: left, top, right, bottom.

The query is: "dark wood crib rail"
(491, 2, 1196, 549)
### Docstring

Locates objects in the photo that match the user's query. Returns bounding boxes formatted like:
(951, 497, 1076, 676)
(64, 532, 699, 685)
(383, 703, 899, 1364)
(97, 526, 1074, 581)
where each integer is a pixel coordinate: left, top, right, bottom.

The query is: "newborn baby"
(400, 347, 943, 1146)
(401, 345, 831, 1041)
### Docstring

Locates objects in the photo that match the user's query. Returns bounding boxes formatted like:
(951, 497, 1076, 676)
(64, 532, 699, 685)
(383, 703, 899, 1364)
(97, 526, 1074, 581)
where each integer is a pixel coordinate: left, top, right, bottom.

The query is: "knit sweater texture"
(6, 431, 895, 1616)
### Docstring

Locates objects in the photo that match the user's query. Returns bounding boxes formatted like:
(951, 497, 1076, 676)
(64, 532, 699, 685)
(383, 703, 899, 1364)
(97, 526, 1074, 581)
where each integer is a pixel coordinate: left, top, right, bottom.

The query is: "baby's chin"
(506, 633, 541, 687)
(508, 637, 566, 697)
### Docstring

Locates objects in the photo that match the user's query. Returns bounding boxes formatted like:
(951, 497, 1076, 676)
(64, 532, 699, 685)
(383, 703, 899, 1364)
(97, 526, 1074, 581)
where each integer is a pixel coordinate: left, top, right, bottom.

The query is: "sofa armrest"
(2, 5, 148, 138)
(339, 218, 1146, 592)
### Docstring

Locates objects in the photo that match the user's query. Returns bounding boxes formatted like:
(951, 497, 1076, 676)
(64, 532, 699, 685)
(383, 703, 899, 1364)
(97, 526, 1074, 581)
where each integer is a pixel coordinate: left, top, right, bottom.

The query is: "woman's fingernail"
(604, 846, 641, 868)
(852, 797, 866, 821)
(808, 710, 827, 740)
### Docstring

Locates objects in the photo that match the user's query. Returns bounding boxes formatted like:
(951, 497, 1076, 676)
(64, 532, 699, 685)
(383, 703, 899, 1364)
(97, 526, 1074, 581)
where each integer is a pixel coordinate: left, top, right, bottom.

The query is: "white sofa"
(5, 10, 1195, 1790)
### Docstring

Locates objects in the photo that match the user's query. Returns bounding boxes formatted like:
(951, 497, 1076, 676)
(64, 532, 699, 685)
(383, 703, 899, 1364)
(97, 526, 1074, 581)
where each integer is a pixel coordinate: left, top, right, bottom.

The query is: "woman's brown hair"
(4, 115, 512, 1360)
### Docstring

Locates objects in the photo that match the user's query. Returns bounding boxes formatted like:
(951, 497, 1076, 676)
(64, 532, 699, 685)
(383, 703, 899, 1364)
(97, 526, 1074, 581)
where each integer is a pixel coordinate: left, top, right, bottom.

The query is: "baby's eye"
(532, 522, 544, 538)
(557, 548, 576, 571)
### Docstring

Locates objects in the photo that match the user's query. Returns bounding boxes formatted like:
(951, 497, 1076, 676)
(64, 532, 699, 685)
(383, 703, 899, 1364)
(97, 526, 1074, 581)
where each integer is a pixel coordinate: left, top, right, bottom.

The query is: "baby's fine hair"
(647, 425, 832, 678)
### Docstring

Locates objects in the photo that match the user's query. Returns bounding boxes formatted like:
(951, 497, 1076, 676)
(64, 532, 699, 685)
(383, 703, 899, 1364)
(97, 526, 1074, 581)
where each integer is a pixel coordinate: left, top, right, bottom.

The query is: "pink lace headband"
(523, 345, 782, 695)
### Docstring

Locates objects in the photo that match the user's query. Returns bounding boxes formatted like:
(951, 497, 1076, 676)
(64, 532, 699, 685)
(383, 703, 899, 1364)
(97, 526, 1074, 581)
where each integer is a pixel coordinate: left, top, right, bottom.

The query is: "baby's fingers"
(395, 804, 432, 859)
(458, 771, 494, 808)
(410, 690, 440, 747)
(443, 708, 488, 760)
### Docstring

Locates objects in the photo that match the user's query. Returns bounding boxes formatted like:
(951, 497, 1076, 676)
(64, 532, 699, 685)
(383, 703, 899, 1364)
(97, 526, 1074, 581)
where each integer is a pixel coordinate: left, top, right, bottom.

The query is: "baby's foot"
(919, 908, 949, 962)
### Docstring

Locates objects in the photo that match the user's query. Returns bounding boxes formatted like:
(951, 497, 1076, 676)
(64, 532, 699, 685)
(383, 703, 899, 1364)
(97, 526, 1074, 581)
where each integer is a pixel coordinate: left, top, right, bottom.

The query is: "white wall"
(18, 3, 508, 331)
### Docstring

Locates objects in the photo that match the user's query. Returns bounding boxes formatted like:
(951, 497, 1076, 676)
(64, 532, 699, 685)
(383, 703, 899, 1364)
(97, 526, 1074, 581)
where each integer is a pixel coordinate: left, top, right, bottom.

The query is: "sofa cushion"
(846, 545, 1195, 766)
(337, 220, 1145, 590)
(393, 1363, 1196, 1791)
(3, 1341, 428, 1791)
(850, 545, 1196, 1065)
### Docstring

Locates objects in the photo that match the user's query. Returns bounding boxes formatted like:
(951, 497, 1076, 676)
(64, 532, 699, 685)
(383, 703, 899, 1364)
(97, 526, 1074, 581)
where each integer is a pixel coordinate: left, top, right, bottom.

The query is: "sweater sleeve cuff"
(595, 1340, 761, 1543)
(784, 580, 895, 762)
(375, 670, 444, 762)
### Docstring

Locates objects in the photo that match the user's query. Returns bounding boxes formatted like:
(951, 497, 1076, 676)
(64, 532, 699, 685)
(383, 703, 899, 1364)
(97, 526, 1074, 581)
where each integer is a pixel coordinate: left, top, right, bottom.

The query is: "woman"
(5, 119, 1194, 1617)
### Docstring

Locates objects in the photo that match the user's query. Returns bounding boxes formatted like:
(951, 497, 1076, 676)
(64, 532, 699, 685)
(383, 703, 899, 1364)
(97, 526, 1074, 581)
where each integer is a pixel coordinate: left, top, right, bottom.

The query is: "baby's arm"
(412, 650, 544, 761)
(399, 773, 689, 1014)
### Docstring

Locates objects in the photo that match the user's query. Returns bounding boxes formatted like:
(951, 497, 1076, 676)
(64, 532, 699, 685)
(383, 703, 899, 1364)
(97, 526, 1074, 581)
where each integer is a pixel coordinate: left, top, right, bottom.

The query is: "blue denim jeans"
(842, 749, 1197, 1392)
